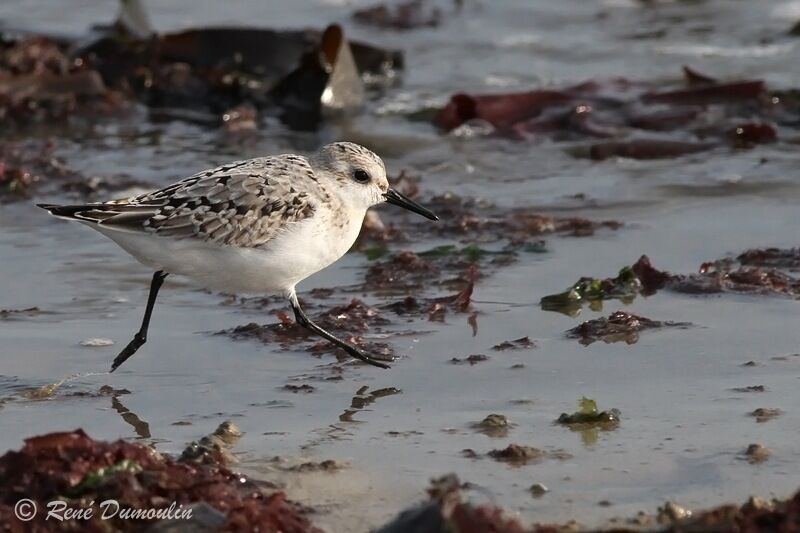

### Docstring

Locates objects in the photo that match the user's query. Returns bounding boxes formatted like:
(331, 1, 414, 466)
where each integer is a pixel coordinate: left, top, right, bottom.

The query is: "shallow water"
(2, 0, 800, 530)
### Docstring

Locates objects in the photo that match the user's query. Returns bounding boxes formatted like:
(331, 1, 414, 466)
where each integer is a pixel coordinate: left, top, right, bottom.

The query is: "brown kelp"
(435, 66, 792, 159)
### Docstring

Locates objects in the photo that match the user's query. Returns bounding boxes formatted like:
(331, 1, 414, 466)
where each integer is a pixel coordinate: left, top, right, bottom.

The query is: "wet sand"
(1, 1, 800, 530)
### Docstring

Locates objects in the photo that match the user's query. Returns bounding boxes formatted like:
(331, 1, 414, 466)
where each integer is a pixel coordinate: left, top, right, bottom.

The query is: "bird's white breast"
(92, 203, 366, 295)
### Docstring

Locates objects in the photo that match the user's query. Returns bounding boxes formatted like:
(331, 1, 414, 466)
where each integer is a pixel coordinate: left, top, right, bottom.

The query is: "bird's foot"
(343, 344, 391, 369)
(110, 332, 146, 372)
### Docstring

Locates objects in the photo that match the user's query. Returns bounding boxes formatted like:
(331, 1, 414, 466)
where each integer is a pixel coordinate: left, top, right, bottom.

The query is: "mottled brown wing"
(59, 156, 318, 248)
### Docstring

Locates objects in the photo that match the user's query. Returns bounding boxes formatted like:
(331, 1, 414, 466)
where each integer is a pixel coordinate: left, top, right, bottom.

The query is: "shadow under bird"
(38, 142, 438, 371)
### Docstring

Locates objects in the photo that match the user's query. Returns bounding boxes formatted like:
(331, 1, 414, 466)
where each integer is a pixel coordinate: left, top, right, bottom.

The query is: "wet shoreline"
(3, 0, 800, 531)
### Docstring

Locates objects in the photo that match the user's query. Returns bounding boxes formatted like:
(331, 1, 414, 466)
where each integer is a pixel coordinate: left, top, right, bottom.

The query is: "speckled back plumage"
(55, 154, 323, 248)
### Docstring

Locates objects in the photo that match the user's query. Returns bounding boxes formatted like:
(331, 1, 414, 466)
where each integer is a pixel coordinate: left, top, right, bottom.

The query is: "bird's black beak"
(383, 189, 439, 221)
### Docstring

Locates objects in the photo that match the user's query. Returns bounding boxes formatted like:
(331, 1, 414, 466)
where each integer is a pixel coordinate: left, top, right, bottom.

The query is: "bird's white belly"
(92, 211, 363, 294)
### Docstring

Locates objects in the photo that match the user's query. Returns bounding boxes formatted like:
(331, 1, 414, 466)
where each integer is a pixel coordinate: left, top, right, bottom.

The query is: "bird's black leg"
(289, 293, 390, 369)
(110, 271, 169, 372)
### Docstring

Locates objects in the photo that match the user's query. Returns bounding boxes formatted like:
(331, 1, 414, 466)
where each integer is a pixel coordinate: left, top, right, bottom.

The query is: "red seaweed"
(220, 299, 395, 363)
(728, 122, 777, 147)
(631, 253, 800, 298)
(433, 66, 793, 155)
(627, 106, 702, 131)
(0, 429, 320, 532)
(737, 248, 800, 270)
(631, 255, 672, 295)
(435, 90, 573, 131)
(0, 37, 123, 125)
(566, 310, 691, 346)
(682, 65, 718, 85)
(641, 80, 766, 105)
(512, 103, 621, 140)
(492, 336, 536, 351)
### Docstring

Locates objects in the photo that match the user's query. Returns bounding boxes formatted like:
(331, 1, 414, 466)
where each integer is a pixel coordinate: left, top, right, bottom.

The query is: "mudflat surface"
(1, 1, 799, 531)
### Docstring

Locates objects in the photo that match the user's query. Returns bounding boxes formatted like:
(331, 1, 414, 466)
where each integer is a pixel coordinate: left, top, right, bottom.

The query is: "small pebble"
(478, 414, 509, 428)
(750, 408, 782, 423)
(743, 496, 773, 512)
(529, 483, 549, 497)
(744, 443, 771, 464)
(657, 501, 691, 524)
(213, 421, 243, 444)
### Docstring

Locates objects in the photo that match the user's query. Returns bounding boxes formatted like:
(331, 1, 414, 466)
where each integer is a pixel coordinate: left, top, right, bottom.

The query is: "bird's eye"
(353, 169, 370, 183)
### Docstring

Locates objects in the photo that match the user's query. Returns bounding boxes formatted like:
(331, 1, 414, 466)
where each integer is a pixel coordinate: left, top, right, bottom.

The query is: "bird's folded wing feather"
(68, 157, 317, 248)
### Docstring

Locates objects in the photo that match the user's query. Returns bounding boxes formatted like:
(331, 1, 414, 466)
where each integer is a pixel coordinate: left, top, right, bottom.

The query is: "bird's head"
(310, 142, 439, 220)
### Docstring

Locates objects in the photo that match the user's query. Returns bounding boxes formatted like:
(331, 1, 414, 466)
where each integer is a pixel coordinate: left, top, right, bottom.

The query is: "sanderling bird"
(38, 142, 438, 372)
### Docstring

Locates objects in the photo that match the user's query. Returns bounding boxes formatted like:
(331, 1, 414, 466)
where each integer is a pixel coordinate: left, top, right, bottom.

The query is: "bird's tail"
(37, 203, 125, 222)
(37, 203, 92, 218)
